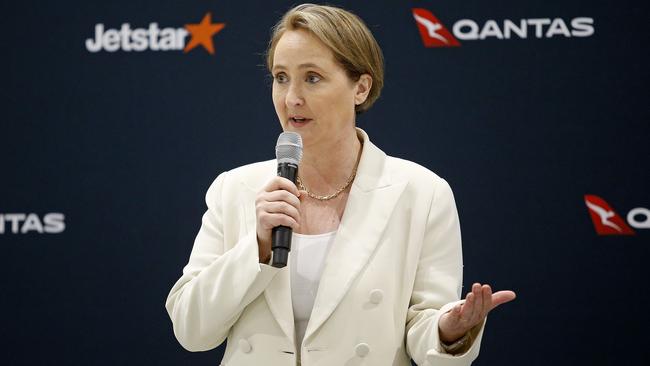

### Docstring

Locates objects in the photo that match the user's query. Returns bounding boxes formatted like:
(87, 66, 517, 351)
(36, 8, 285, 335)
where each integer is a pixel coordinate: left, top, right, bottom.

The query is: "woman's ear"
(354, 74, 373, 105)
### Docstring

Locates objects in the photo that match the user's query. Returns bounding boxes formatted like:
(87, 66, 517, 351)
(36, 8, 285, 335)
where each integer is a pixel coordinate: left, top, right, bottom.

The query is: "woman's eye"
(306, 74, 321, 83)
(274, 73, 288, 83)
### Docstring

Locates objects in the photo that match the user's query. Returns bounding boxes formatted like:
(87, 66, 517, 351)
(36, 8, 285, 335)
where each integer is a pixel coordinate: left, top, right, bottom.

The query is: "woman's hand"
(438, 283, 516, 343)
(255, 177, 302, 263)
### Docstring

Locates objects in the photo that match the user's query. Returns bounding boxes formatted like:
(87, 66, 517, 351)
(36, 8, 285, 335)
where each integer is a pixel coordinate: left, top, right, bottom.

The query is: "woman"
(166, 4, 515, 365)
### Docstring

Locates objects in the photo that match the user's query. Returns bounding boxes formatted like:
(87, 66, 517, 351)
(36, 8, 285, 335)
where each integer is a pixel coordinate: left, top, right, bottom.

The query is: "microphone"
(272, 132, 303, 268)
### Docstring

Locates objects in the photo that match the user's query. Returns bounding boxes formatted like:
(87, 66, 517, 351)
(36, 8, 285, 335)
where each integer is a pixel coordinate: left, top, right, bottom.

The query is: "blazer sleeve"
(405, 178, 486, 366)
(165, 172, 281, 351)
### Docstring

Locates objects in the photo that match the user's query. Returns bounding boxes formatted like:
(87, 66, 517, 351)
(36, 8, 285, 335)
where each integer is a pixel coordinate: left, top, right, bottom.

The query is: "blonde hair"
(266, 3, 385, 113)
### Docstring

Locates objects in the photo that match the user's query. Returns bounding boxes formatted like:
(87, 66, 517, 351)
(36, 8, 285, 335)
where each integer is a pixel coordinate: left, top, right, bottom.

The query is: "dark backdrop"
(1, 0, 648, 365)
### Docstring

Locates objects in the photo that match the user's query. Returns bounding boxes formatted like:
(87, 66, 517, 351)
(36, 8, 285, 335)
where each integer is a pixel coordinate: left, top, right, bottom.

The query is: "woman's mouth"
(289, 117, 312, 127)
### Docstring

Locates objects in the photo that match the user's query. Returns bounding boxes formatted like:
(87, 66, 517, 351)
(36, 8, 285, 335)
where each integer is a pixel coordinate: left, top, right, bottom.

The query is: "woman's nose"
(285, 83, 304, 107)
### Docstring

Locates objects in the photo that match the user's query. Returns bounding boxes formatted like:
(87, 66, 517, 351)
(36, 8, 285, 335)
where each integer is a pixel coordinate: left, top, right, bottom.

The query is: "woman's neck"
(298, 128, 362, 194)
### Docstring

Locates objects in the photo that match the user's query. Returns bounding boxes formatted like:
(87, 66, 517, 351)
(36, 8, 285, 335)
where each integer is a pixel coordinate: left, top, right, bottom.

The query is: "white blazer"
(166, 128, 485, 366)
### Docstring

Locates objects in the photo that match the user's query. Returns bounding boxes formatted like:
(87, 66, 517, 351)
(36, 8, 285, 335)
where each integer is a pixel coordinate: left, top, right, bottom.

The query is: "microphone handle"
(271, 162, 298, 268)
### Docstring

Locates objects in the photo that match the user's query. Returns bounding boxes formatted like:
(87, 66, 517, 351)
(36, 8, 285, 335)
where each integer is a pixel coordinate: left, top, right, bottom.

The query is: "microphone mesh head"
(275, 132, 303, 164)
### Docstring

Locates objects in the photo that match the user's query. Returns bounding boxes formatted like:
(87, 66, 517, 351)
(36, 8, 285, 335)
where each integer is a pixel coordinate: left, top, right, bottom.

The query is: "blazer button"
(355, 343, 370, 357)
(239, 339, 252, 353)
(369, 289, 383, 304)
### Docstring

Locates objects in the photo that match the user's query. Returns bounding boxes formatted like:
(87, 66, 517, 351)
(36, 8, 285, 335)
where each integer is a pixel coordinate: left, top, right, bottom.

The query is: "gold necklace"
(297, 142, 362, 201)
(297, 167, 357, 201)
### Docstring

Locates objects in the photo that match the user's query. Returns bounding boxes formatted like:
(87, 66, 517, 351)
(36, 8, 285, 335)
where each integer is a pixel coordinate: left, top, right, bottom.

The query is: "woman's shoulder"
(385, 156, 448, 186)
(383, 156, 456, 208)
(209, 159, 276, 193)
(361, 132, 450, 193)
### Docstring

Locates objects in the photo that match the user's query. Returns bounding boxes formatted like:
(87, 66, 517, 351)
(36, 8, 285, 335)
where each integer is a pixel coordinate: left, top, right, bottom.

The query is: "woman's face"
(271, 29, 370, 148)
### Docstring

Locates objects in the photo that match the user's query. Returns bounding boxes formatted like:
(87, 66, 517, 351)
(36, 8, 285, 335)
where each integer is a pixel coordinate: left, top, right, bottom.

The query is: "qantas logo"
(412, 9, 460, 47)
(85, 12, 226, 54)
(411, 8, 594, 47)
(584, 195, 649, 236)
(0, 213, 65, 234)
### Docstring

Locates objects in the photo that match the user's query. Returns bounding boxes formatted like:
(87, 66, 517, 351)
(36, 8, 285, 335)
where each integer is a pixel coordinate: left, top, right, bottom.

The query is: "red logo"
(412, 8, 460, 47)
(584, 195, 635, 235)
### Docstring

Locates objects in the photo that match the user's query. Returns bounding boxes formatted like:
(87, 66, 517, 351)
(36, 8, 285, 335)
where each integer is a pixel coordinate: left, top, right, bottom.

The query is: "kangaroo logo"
(412, 8, 460, 47)
(584, 195, 635, 235)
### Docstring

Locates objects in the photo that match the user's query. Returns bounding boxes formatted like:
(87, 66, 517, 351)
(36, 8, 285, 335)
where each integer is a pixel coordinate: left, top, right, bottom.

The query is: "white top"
(290, 230, 337, 349)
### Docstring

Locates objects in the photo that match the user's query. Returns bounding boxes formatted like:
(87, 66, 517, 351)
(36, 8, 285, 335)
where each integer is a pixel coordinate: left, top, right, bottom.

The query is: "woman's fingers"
(264, 189, 301, 208)
(260, 201, 301, 225)
(258, 211, 300, 230)
(461, 291, 475, 325)
(471, 283, 483, 324)
(255, 177, 303, 261)
(440, 284, 517, 341)
(491, 290, 517, 309)
(459, 284, 478, 324)
(264, 176, 300, 197)
(256, 177, 303, 231)
(460, 284, 504, 328)
(451, 303, 462, 318)
(481, 285, 492, 319)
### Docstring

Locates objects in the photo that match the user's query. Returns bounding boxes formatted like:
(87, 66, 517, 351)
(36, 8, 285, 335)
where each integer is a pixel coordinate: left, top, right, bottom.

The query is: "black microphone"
(271, 132, 303, 268)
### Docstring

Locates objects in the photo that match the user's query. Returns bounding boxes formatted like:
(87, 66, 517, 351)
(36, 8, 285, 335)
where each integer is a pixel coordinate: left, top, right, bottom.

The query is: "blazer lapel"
(303, 128, 407, 343)
(242, 178, 296, 344)
(263, 266, 295, 343)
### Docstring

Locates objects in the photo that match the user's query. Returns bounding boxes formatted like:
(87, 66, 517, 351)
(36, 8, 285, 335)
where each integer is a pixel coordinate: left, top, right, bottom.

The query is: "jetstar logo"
(85, 12, 225, 54)
(584, 195, 650, 236)
(411, 8, 594, 47)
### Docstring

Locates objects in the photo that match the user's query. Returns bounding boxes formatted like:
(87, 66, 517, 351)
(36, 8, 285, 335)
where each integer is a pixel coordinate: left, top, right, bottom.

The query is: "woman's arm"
(165, 172, 281, 351)
(405, 178, 484, 365)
